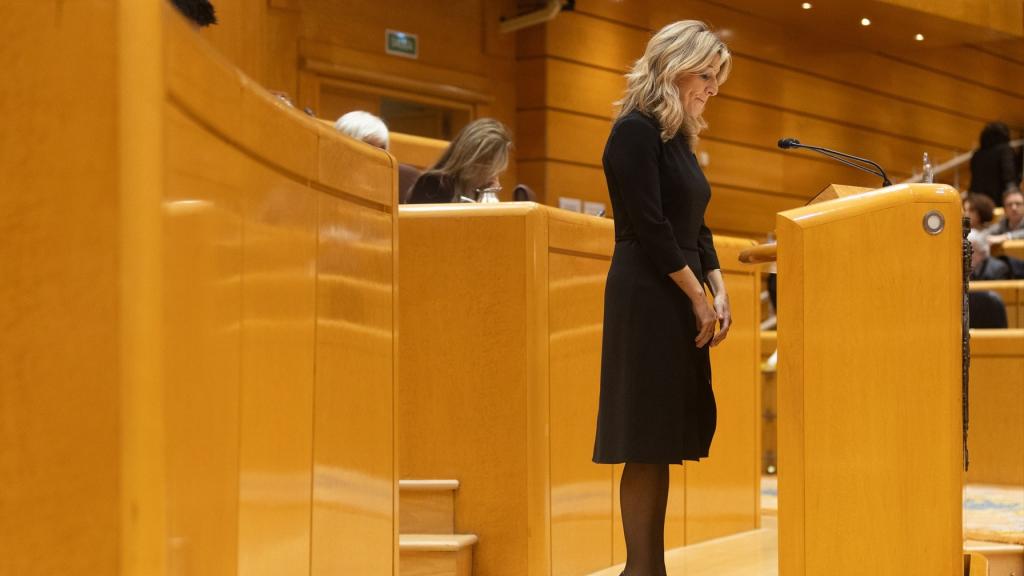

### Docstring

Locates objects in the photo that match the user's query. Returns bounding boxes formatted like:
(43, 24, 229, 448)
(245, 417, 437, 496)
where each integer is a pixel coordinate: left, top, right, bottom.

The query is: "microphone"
(777, 137, 892, 187)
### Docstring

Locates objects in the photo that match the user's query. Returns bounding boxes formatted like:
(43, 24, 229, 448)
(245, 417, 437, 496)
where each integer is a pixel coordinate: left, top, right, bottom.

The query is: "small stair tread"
(963, 540, 1024, 553)
(399, 479, 460, 492)
(400, 534, 478, 551)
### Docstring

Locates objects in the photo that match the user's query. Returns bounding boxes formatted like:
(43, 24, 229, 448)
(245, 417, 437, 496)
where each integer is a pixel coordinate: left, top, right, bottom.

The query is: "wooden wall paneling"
(533, 10, 998, 150)
(685, 238, 761, 544)
(524, 57, 960, 179)
(973, 39, 1024, 64)
(238, 162, 318, 576)
(966, 329, 1024, 486)
(301, 0, 488, 76)
(312, 194, 396, 576)
(906, 45, 1024, 103)
(704, 186, 804, 238)
(649, 2, 1024, 128)
(876, 0, 1023, 36)
(522, 107, 892, 198)
(572, 0, 653, 29)
(1, 3, 121, 574)
(164, 104, 245, 576)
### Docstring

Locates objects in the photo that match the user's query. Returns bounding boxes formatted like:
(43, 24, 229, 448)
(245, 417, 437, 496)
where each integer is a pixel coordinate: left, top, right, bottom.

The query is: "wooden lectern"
(744, 183, 965, 576)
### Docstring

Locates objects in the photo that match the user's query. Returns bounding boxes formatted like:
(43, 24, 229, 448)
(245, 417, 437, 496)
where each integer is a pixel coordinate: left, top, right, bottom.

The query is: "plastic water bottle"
(922, 152, 934, 183)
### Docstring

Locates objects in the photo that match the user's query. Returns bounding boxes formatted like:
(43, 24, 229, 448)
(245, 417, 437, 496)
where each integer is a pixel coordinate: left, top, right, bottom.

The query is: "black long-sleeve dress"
(592, 111, 721, 464)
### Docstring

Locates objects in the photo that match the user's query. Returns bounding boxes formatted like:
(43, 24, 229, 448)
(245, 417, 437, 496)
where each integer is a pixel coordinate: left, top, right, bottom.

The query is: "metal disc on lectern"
(923, 210, 945, 235)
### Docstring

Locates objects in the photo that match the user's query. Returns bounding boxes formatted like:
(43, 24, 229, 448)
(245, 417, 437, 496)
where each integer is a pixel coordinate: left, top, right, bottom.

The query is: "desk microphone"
(777, 137, 892, 187)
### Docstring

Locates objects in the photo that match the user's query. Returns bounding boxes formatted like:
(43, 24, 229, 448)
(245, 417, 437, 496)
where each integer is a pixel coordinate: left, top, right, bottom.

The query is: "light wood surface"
(399, 204, 760, 576)
(1, 3, 122, 575)
(776, 183, 963, 576)
(401, 486, 457, 535)
(996, 239, 1024, 261)
(965, 329, 1024, 486)
(3, 4, 399, 575)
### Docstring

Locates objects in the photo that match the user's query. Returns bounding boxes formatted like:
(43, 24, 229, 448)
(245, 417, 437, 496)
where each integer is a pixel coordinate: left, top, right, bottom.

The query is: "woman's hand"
(669, 266, 720, 347)
(710, 292, 731, 347)
(692, 295, 717, 348)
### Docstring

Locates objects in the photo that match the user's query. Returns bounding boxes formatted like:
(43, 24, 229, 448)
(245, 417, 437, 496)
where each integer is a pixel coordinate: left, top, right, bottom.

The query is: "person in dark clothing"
(407, 119, 511, 204)
(969, 122, 1019, 207)
(591, 20, 731, 576)
(170, 0, 217, 27)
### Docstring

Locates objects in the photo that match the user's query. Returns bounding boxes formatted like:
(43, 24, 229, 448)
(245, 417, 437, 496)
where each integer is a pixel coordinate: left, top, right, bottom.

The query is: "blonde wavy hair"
(616, 20, 731, 145)
(426, 118, 512, 198)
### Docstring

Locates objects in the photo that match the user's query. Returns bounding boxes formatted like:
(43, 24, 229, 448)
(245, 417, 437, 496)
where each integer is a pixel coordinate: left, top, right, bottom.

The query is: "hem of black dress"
(592, 454, 708, 465)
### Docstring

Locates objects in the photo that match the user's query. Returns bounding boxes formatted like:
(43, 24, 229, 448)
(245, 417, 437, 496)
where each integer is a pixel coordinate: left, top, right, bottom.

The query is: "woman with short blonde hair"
(593, 20, 732, 576)
(408, 118, 512, 203)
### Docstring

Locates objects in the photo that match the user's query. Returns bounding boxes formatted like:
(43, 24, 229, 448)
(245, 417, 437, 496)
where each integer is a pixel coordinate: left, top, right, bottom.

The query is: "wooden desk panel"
(312, 196, 396, 576)
(966, 329, 1024, 486)
(164, 105, 245, 576)
(549, 250, 615, 576)
(238, 163, 318, 576)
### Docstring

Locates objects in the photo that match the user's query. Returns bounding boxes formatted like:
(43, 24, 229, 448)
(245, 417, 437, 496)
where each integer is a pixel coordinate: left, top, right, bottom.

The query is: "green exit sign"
(386, 30, 418, 59)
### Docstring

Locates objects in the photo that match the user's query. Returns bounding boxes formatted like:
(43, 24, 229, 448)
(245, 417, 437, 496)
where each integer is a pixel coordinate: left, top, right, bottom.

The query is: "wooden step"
(965, 540, 1024, 576)
(966, 552, 989, 576)
(399, 534, 477, 576)
(400, 479, 459, 534)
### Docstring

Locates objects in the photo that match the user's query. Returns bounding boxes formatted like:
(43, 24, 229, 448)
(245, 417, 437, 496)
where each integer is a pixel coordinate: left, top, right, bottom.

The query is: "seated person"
(334, 110, 421, 203)
(985, 188, 1024, 247)
(969, 291, 1009, 329)
(963, 193, 996, 232)
(968, 230, 1011, 280)
(407, 118, 512, 204)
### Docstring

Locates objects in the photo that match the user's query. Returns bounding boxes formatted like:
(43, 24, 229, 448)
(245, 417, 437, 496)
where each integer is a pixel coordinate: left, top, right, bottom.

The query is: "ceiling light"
(915, 33, 925, 41)
(861, 18, 872, 26)
(801, 2, 812, 9)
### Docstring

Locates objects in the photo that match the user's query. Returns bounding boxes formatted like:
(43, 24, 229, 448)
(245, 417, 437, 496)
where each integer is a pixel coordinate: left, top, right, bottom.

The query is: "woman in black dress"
(592, 20, 732, 576)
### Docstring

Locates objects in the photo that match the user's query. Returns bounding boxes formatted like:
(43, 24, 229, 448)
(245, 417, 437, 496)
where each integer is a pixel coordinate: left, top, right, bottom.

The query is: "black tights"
(620, 462, 670, 576)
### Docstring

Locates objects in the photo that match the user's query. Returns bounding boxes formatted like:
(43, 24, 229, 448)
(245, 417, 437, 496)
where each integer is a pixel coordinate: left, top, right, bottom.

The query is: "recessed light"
(915, 33, 925, 41)
(861, 17, 872, 26)
(801, 2, 812, 9)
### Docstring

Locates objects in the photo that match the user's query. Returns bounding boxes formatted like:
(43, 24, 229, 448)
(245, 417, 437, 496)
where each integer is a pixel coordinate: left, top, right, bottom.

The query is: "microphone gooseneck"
(777, 136, 892, 187)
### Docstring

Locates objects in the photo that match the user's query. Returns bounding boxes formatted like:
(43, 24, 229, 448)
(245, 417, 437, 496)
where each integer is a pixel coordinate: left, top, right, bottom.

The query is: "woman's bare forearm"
(705, 268, 726, 297)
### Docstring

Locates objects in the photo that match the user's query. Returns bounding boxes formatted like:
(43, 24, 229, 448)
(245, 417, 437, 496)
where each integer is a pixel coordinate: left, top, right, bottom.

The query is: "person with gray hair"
(333, 111, 423, 202)
(334, 111, 390, 150)
(968, 230, 1010, 280)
